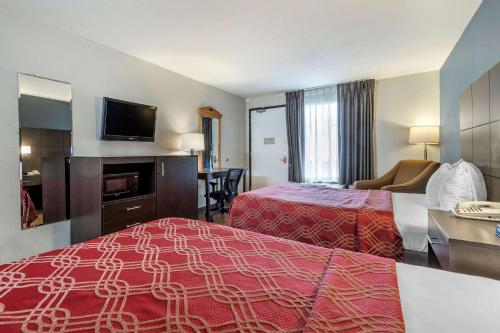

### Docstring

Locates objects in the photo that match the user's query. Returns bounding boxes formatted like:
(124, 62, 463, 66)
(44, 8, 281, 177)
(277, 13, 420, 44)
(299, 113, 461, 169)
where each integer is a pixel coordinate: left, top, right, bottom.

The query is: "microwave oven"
(103, 172, 139, 198)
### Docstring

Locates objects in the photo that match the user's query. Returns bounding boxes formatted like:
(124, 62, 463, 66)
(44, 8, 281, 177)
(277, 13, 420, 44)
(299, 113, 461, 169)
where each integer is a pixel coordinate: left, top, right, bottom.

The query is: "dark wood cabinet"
(70, 155, 198, 244)
(102, 194, 157, 235)
(70, 157, 102, 244)
(156, 156, 198, 220)
(41, 157, 67, 223)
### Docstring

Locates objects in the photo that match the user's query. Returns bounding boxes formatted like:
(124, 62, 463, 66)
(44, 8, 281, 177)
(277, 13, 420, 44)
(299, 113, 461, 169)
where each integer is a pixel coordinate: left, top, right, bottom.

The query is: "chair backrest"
(223, 168, 244, 196)
(393, 160, 435, 185)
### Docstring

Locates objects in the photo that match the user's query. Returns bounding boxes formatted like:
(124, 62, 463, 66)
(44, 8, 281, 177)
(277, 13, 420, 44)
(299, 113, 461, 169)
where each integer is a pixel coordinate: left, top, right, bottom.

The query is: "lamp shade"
(409, 126, 440, 144)
(21, 145, 31, 155)
(180, 133, 204, 152)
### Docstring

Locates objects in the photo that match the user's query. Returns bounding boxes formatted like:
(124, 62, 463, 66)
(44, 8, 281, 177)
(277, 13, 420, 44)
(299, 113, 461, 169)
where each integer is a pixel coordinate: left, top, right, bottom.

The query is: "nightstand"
(428, 209, 500, 280)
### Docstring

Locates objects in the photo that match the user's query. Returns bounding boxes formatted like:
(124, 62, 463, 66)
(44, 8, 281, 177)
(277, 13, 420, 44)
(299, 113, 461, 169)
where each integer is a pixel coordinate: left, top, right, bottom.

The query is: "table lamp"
(180, 133, 205, 156)
(409, 126, 439, 160)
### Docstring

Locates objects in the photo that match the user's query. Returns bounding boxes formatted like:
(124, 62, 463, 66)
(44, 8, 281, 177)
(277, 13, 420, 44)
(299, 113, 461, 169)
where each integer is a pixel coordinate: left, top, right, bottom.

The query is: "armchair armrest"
(353, 178, 392, 190)
(353, 163, 400, 190)
(381, 162, 439, 193)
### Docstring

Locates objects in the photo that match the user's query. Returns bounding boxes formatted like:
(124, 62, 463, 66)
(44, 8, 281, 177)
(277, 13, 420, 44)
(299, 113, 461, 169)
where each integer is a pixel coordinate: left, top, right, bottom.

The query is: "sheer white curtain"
(304, 86, 338, 183)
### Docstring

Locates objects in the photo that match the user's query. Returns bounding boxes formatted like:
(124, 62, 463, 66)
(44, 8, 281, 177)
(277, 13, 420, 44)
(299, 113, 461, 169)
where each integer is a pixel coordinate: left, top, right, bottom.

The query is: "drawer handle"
(126, 222, 141, 228)
(126, 205, 142, 211)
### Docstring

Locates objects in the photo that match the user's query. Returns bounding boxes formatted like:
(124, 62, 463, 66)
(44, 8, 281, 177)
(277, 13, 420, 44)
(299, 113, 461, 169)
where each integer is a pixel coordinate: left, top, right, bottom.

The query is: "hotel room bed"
(228, 183, 404, 259)
(229, 184, 439, 257)
(391, 192, 441, 252)
(0, 218, 497, 333)
(397, 262, 500, 333)
(20, 183, 37, 228)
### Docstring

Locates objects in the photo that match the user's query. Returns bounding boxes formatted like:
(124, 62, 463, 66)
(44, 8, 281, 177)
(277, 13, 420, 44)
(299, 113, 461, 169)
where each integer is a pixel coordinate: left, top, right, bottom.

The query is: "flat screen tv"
(101, 97, 157, 142)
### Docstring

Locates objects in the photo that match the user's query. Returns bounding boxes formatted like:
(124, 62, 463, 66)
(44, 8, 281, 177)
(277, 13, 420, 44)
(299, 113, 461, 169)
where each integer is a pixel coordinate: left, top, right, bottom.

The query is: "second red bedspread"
(228, 183, 403, 260)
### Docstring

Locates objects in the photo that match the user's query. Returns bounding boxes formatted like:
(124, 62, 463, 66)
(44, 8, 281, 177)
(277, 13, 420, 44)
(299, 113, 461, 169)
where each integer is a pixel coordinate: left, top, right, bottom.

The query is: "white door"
(250, 107, 288, 189)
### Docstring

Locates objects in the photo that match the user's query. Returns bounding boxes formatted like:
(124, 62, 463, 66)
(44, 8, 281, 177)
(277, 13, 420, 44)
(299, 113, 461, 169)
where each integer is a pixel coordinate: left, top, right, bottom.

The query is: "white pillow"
(438, 161, 487, 211)
(426, 163, 452, 206)
(468, 162, 487, 201)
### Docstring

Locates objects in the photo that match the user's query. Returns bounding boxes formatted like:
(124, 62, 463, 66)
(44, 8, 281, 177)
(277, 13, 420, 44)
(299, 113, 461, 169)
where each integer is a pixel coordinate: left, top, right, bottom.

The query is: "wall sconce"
(409, 126, 440, 160)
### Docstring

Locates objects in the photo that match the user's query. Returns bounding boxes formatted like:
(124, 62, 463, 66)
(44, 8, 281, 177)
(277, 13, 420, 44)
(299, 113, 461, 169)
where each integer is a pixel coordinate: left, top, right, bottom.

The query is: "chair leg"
(221, 198, 231, 214)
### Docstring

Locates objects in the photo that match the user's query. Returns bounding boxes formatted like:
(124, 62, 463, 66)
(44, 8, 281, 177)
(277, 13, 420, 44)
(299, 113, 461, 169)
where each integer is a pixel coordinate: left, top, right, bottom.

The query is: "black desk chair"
(209, 168, 244, 216)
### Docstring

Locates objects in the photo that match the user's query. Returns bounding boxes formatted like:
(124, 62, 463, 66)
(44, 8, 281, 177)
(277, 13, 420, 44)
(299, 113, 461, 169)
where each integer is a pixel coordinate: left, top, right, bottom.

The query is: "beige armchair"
(353, 160, 440, 193)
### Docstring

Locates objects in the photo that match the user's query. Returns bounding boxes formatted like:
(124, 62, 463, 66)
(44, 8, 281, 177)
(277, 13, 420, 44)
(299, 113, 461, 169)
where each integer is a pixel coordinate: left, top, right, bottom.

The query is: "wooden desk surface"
(197, 167, 246, 179)
(198, 167, 229, 174)
(429, 209, 500, 249)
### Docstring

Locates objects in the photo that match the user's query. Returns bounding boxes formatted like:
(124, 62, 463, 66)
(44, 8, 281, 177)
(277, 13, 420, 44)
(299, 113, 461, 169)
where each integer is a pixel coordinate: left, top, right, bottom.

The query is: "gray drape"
(337, 79, 375, 186)
(285, 90, 305, 182)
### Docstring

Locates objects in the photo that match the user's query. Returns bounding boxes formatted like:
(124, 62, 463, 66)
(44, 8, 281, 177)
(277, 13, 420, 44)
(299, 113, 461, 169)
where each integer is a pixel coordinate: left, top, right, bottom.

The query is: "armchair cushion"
(392, 160, 436, 184)
(353, 160, 440, 194)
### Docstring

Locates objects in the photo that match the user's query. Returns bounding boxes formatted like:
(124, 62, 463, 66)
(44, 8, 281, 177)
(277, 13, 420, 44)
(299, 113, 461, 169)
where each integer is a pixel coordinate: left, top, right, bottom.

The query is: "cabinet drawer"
(102, 211, 156, 235)
(103, 195, 156, 225)
(428, 214, 450, 269)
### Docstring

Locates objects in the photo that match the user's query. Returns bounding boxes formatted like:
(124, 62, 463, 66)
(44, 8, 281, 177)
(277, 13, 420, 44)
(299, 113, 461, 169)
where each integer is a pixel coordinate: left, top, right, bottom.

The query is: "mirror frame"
(198, 106, 222, 170)
(18, 73, 73, 230)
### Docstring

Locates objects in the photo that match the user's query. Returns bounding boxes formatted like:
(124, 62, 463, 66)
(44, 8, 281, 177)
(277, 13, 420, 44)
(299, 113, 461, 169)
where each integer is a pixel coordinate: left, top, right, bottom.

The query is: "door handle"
(126, 206, 142, 211)
(126, 222, 141, 228)
(161, 162, 165, 177)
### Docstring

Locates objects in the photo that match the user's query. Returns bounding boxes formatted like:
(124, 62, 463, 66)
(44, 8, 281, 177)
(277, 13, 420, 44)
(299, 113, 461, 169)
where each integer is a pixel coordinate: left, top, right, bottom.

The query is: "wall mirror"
(19, 73, 72, 230)
(198, 106, 222, 170)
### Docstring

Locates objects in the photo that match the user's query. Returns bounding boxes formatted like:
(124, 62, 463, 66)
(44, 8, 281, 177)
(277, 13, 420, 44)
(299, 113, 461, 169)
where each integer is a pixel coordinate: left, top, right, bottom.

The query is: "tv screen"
(101, 97, 157, 141)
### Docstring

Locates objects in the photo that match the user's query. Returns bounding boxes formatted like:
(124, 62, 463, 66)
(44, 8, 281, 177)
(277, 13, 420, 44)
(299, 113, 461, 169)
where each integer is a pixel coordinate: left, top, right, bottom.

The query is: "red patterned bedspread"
(20, 182, 37, 228)
(228, 183, 403, 260)
(0, 218, 404, 332)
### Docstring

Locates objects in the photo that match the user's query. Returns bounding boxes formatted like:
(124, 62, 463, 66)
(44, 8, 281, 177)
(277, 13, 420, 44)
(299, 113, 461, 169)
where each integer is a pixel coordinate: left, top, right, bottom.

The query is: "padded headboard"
(459, 62, 500, 201)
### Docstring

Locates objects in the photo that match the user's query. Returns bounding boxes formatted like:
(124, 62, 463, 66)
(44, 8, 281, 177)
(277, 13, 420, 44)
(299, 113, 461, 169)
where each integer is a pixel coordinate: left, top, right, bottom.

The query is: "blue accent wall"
(440, 0, 500, 163)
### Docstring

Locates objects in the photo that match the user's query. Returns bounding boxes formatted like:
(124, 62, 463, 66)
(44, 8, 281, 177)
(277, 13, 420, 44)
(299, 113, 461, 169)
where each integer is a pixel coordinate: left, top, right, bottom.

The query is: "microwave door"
(105, 178, 130, 196)
(103, 172, 139, 198)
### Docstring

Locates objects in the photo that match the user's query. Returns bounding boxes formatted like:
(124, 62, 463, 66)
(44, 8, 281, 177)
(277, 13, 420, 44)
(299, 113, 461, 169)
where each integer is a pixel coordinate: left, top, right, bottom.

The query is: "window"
(304, 86, 338, 183)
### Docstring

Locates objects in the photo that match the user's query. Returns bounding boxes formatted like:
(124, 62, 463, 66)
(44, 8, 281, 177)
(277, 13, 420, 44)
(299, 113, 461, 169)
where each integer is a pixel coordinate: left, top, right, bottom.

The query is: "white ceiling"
(0, 0, 481, 98)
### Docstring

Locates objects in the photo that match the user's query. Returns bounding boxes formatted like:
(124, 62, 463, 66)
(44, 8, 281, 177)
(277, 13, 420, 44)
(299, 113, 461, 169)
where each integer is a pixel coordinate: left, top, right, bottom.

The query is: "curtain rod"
(284, 78, 373, 94)
(284, 83, 336, 94)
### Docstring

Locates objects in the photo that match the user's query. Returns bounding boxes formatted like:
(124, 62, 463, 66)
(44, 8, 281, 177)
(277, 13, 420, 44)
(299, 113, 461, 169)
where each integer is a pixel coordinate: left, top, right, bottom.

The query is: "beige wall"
(0, 11, 245, 263)
(375, 71, 440, 176)
(245, 71, 441, 179)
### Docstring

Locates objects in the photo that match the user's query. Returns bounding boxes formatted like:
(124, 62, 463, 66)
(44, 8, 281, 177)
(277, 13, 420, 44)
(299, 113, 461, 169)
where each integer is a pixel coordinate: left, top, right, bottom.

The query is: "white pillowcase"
(438, 161, 487, 211)
(468, 162, 488, 201)
(426, 163, 452, 206)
